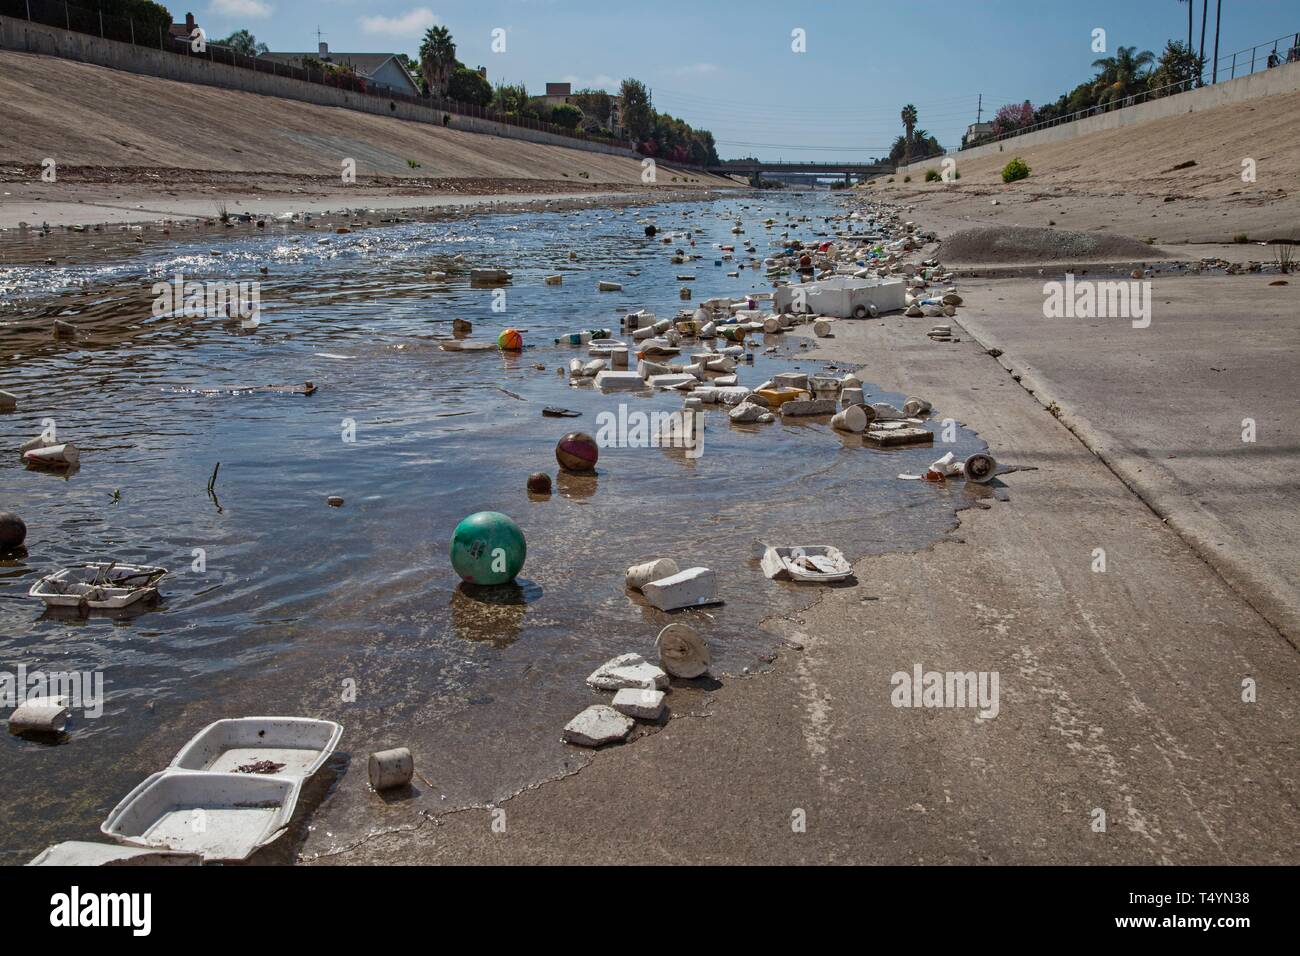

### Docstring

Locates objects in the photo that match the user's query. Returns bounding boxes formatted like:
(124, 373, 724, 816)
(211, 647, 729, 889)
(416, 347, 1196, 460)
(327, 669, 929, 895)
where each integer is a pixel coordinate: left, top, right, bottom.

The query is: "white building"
(261, 43, 421, 97)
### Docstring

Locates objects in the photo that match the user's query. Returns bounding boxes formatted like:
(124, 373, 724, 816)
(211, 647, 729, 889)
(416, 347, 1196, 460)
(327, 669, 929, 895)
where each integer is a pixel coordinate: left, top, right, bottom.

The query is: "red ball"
(555, 432, 598, 472)
(0, 511, 26, 551)
(527, 472, 552, 493)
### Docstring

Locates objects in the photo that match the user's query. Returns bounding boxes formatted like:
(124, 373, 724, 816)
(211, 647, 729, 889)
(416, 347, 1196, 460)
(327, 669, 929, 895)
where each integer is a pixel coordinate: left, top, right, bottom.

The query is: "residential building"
(261, 42, 422, 96)
(540, 82, 573, 109)
(962, 121, 994, 147)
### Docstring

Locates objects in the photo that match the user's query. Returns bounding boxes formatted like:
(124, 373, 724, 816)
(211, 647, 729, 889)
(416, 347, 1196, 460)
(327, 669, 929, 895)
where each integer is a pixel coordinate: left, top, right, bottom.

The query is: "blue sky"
(185, 0, 1299, 160)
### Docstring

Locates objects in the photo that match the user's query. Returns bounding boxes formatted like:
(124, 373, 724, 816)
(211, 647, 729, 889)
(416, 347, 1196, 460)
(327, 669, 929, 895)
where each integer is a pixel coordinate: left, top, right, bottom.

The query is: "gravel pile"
(940, 226, 1164, 264)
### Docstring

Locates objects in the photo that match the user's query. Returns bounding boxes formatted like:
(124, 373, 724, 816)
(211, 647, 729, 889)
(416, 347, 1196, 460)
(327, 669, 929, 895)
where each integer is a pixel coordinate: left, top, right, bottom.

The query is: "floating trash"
(28, 563, 167, 611)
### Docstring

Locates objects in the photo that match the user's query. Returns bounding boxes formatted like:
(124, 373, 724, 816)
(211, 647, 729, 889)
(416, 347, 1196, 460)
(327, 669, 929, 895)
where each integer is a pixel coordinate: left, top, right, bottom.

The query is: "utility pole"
(1211, 0, 1222, 84)
(976, 93, 982, 124)
(1199, 0, 1208, 73)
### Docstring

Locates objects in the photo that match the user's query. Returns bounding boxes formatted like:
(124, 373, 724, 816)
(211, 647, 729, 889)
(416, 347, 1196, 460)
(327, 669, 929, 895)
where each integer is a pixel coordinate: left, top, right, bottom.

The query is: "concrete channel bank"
(0, 14, 640, 159)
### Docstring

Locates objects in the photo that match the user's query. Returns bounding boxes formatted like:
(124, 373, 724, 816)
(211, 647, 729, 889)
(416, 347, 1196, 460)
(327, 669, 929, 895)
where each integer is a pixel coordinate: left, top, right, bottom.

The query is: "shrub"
(549, 104, 583, 130)
(1001, 157, 1031, 183)
(924, 168, 941, 182)
(903, 175, 912, 183)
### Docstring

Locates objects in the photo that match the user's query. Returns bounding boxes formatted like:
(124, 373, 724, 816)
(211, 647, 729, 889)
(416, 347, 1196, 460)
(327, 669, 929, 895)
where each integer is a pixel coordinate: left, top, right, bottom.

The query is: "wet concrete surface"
(314, 307, 1299, 865)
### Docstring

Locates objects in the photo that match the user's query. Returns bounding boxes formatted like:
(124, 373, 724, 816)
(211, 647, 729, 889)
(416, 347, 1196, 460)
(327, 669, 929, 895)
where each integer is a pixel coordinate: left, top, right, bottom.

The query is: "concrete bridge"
(708, 160, 894, 186)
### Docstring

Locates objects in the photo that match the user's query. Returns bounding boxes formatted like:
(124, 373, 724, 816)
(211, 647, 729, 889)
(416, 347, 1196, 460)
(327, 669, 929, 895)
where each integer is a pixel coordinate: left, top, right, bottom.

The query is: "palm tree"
(900, 103, 917, 166)
(1198, 0, 1208, 66)
(1210, 0, 1222, 83)
(419, 25, 457, 97)
(1092, 45, 1156, 105)
(1178, 0, 1193, 49)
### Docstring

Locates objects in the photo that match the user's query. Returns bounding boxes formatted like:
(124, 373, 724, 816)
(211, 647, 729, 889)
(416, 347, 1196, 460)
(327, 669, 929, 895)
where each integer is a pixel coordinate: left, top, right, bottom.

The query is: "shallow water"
(0, 192, 989, 863)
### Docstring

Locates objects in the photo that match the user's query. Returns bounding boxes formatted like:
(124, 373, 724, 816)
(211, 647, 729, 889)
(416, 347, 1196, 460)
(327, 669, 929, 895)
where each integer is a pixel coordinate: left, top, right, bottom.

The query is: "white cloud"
(560, 74, 619, 92)
(673, 63, 720, 76)
(360, 8, 438, 36)
(208, 0, 273, 18)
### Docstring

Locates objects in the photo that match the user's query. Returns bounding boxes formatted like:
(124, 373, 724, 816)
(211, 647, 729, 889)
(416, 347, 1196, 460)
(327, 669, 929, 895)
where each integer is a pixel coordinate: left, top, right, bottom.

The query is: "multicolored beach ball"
(555, 432, 599, 472)
(497, 328, 524, 351)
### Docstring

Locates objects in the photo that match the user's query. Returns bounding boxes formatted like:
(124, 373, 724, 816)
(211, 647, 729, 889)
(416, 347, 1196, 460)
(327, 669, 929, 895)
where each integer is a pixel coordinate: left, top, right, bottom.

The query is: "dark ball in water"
(527, 472, 552, 494)
(555, 432, 599, 472)
(0, 512, 27, 551)
(644, 225, 657, 237)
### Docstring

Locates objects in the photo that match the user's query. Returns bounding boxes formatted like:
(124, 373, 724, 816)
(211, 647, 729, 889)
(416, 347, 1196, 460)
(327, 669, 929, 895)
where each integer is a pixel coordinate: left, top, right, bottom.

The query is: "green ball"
(450, 511, 526, 585)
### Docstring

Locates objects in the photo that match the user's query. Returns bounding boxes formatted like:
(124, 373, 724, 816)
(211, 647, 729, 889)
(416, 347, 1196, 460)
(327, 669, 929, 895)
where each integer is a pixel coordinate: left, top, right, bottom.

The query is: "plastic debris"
(563, 705, 633, 747)
(641, 567, 720, 611)
(368, 747, 414, 790)
(655, 623, 711, 678)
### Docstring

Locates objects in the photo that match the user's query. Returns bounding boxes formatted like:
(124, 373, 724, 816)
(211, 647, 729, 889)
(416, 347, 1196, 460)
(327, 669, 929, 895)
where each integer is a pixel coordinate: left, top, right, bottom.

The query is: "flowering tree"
(991, 101, 1035, 136)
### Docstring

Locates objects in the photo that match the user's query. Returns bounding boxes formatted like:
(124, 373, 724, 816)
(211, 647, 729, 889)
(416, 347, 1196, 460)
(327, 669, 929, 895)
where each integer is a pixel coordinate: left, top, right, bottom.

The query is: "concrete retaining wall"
(898, 59, 1300, 177)
(0, 14, 640, 160)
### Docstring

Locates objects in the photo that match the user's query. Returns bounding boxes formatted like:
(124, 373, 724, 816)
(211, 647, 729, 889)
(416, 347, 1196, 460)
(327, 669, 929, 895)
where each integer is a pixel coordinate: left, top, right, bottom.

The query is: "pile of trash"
(564, 609, 712, 748)
(26, 717, 342, 865)
(559, 559, 719, 748)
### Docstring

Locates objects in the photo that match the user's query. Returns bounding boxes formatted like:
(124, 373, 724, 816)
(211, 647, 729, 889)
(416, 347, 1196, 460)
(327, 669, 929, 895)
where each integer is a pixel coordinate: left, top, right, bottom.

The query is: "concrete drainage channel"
(947, 308, 1299, 651)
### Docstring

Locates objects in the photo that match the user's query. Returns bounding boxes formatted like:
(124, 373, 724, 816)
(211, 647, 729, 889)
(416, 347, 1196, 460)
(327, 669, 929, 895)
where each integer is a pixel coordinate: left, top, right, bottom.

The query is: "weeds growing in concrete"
(1275, 240, 1295, 273)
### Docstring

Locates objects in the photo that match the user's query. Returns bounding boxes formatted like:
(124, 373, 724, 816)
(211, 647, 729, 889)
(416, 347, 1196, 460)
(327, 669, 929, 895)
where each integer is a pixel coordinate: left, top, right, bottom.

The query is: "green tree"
(1091, 45, 1156, 105)
(550, 103, 583, 129)
(419, 25, 457, 96)
(447, 66, 492, 107)
(215, 29, 267, 56)
(76, 0, 171, 48)
(1147, 40, 1204, 93)
(492, 83, 536, 118)
(571, 90, 613, 126)
(620, 78, 654, 142)
(900, 103, 918, 166)
(889, 129, 941, 165)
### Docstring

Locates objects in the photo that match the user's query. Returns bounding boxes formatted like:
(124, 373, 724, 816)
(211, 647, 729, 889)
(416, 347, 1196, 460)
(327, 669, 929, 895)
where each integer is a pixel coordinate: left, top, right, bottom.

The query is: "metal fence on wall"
(2, 0, 637, 152)
(963, 30, 1300, 151)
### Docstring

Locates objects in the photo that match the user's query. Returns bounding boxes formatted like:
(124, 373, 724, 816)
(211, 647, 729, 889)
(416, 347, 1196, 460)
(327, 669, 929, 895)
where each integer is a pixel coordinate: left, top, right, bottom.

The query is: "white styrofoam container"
(168, 717, 342, 781)
(101, 771, 299, 862)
